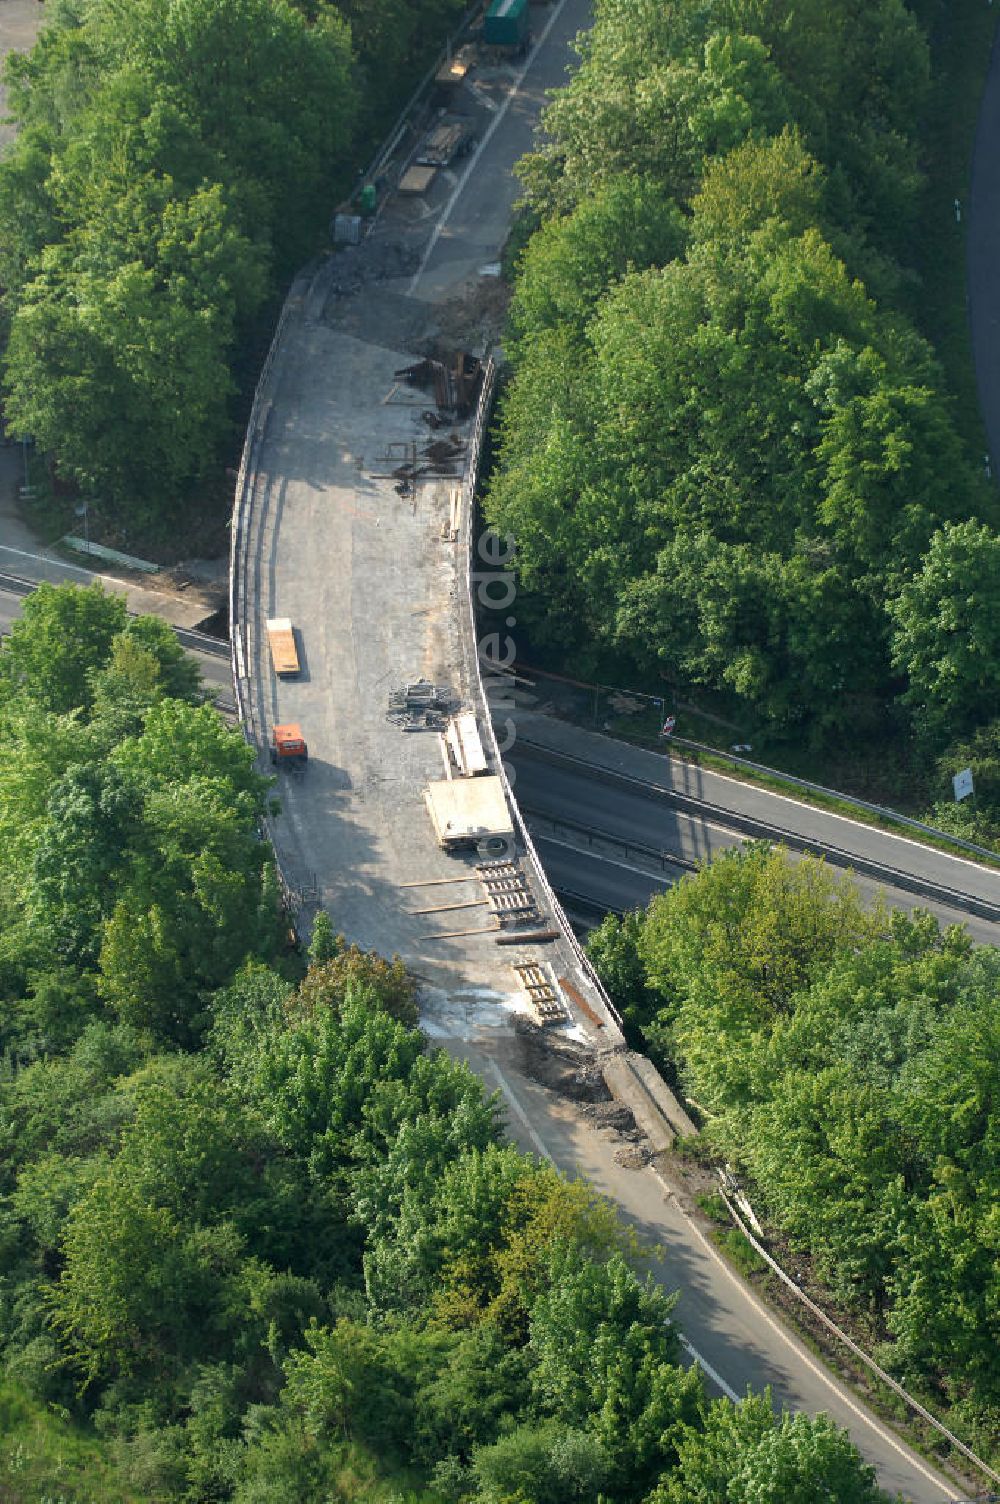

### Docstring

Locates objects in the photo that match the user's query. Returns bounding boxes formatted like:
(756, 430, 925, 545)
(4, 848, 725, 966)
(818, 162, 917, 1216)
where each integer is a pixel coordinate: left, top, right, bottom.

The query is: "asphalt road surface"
(510, 736, 1000, 947)
(532, 832, 677, 913)
(0, 583, 232, 706)
(408, 0, 592, 301)
(243, 2, 972, 1494)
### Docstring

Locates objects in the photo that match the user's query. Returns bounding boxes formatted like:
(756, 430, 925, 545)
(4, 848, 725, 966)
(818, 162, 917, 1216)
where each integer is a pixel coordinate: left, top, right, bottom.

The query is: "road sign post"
(953, 768, 974, 802)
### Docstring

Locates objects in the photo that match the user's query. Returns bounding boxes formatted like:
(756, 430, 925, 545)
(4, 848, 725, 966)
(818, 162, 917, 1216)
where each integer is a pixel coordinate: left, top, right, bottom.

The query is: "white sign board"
(953, 768, 974, 802)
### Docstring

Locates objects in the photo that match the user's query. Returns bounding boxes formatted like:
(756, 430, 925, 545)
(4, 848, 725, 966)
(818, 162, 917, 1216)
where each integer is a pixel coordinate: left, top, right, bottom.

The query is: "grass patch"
(0, 1381, 138, 1503)
(696, 1192, 731, 1225)
(711, 1226, 769, 1278)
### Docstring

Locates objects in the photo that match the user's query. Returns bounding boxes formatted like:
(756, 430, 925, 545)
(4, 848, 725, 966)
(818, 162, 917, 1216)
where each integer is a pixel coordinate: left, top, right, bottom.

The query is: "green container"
(358, 183, 377, 215)
(484, 0, 529, 48)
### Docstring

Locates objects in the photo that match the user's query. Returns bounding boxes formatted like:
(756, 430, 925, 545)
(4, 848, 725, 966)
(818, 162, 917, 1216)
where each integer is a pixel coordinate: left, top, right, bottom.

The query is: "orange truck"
(266, 617, 300, 676)
(270, 723, 307, 768)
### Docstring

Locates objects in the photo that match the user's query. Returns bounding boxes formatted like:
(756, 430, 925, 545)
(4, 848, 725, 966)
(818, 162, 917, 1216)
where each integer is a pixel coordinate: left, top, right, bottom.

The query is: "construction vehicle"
(484, 0, 530, 51)
(417, 120, 469, 168)
(270, 723, 307, 768)
(434, 44, 476, 99)
(424, 775, 513, 850)
(266, 617, 300, 676)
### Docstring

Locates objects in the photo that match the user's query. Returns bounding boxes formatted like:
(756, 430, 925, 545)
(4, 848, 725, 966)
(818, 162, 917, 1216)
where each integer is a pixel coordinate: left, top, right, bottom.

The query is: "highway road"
(509, 732, 1000, 947)
(407, 0, 592, 301)
(239, 1, 975, 1495)
(445, 1021, 968, 1504)
(532, 832, 675, 918)
(0, 581, 233, 709)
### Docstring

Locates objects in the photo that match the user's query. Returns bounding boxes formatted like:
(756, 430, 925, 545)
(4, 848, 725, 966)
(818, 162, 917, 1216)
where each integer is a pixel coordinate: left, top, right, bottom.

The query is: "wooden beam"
(425, 924, 500, 939)
(558, 975, 605, 1030)
(495, 929, 560, 945)
(411, 899, 487, 915)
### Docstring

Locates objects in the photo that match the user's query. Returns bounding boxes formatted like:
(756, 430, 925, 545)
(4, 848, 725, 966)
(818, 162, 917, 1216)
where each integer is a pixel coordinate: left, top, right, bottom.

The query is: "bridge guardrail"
(717, 1185, 1000, 1491)
(229, 278, 310, 918)
(516, 737, 1000, 923)
(357, 0, 485, 201)
(460, 360, 625, 1037)
(668, 734, 1000, 869)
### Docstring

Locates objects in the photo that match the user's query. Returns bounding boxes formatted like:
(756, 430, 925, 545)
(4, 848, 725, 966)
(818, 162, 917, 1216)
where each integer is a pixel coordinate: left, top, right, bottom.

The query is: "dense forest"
(2, 0, 996, 1495)
(487, 0, 1000, 827)
(0, 583, 895, 1501)
(0, 0, 466, 535)
(588, 848, 1000, 1459)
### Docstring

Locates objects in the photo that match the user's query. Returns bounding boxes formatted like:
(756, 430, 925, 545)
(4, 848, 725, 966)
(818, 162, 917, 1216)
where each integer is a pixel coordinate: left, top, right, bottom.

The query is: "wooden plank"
(496, 929, 559, 945)
(399, 874, 479, 887)
(558, 975, 606, 1030)
(426, 923, 500, 939)
(399, 163, 437, 195)
(266, 618, 300, 676)
(411, 899, 487, 915)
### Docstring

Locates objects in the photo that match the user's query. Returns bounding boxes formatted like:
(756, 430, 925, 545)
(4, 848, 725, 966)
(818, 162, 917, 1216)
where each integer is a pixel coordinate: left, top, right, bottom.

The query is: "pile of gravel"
(614, 1144, 652, 1170)
(583, 1101, 638, 1134)
(325, 237, 421, 298)
(514, 1017, 611, 1104)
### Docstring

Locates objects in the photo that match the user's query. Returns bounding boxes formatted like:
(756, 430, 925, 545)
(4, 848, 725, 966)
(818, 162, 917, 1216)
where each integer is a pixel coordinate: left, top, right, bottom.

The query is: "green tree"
(121, 615, 203, 702)
(638, 845, 878, 1102)
(50, 1168, 236, 1383)
(428, 1150, 628, 1340)
(528, 1247, 698, 1487)
(90, 0, 356, 275)
(586, 909, 666, 1041)
(509, 175, 686, 354)
(30, 761, 142, 962)
(293, 945, 416, 1026)
(471, 1421, 612, 1503)
(0, 582, 126, 715)
(307, 911, 339, 966)
(0, 0, 356, 531)
(652, 1390, 885, 1503)
(4, 245, 237, 526)
(490, 208, 976, 733)
(889, 520, 1000, 734)
(113, 697, 269, 805)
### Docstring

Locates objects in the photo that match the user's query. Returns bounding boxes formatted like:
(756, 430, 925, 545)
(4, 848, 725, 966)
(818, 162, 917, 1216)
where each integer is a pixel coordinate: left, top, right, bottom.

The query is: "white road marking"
(532, 833, 705, 882)
(408, 0, 576, 296)
(0, 544, 95, 578)
(651, 1170, 961, 1501)
(488, 1061, 553, 1162)
(534, 834, 676, 883)
(680, 1335, 741, 1402)
(670, 757, 1000, 885)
